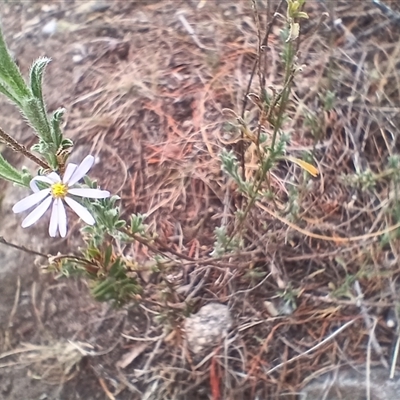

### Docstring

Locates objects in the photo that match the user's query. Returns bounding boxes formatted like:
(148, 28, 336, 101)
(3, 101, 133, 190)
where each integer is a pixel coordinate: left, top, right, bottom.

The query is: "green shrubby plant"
(216, 0, 318, 255)
(0, 23, 150, 305)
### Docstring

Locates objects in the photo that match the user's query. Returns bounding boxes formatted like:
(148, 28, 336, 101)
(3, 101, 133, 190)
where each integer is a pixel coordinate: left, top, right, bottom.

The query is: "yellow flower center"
(51, 182, 68, 199)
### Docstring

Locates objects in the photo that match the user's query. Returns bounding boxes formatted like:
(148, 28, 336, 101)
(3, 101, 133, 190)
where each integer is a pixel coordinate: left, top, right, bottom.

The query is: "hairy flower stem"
(0, 125, 50, 170)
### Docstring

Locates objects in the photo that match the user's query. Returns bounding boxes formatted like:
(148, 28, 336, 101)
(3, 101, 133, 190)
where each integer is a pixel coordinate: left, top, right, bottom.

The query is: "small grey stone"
(184, 303, 232, 354)
(300, 367, 400, 400)
(72, 54, 84, 64)
(42, 19, 57, 35)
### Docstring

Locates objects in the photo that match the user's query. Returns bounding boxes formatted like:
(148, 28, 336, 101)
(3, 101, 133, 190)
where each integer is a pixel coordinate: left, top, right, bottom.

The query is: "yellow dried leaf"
(285, 156, 319, 177)
(286, 22, 300, 42)
(296, 11, 309, 19)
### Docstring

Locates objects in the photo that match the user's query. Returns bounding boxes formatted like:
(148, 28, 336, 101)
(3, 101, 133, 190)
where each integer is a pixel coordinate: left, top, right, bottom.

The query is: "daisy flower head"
(12, 155, 110, 237)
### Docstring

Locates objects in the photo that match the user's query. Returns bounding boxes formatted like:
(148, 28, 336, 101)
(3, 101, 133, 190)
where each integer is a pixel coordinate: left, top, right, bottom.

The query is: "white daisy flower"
(12, 155, 110, 237)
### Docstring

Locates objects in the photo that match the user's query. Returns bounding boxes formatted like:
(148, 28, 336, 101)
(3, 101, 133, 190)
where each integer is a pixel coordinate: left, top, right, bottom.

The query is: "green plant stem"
(0, 125, 50, 170)
(230, 66, 295, 244)
(223, 9, 300, 252)
(120, 227, 248, 268)
(241, 0, 284, 182)
(122, 227, 190, 262)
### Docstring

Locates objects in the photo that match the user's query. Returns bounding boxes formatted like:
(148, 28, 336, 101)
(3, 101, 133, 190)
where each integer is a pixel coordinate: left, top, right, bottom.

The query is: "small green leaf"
(0, 81, 22, 107)
(0, 26, 30, 99)
(30, 143, 41, 152)
(29, 57, 51, 100)
(86, 247, 101, 259)
(104, 245, 113, 268)
(61, 138, 74, 148)
(130, 213, 147, 234)
(109, 258, 125, 279)
(0, 153, 25, 186)
(22, 97, 53, 143)
(51, 107, 66, 147)
(114, 220, 126, 229)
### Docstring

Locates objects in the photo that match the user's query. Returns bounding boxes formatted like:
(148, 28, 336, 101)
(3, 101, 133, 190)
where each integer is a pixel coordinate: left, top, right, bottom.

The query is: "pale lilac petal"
(64, 196, 95, 225)
(67, 188, 110, 198)
(12, 189, 51, 213)
(62, 163, 78, 184)
(57, 200, 67, 237)
(67, 155, 94, 186)
(30, 176, 54, 193)
(21, 196, 52, 228)
(47, 172, 61, 183)
(49, 199, 59, 237)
